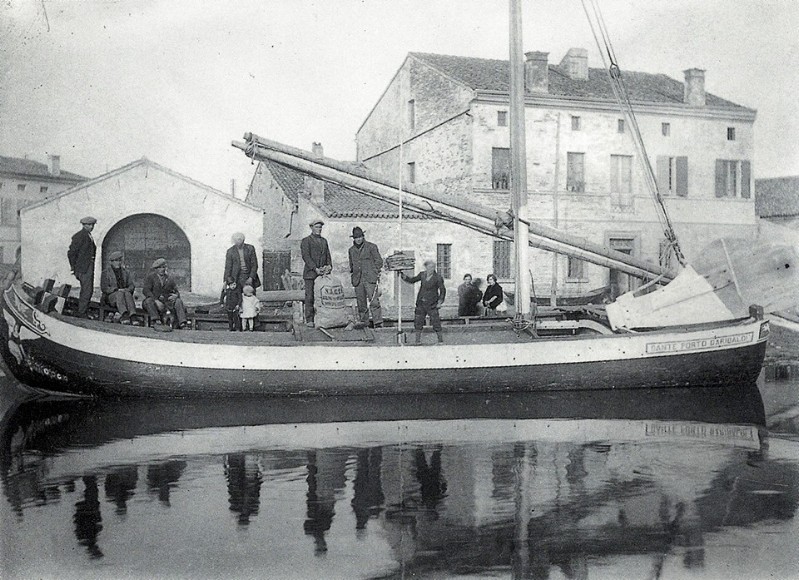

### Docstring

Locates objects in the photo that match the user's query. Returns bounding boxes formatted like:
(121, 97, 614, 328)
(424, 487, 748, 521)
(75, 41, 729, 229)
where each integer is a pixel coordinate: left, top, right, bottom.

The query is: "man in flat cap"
(348, 226, 383, 328)
(100, 251, 136, 324)
(67, 216, 97, 318)
(223, 232, 261, 331)
(300, 219, 332, 327)
(142, 258, 188, 329)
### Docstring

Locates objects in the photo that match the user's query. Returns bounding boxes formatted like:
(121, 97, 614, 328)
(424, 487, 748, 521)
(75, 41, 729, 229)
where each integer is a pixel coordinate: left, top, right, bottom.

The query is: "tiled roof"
(755, 177, 799, 218)
(260, 159, 432, 220)
(0, 155, 87, 181)
(409, 52, 750, 110)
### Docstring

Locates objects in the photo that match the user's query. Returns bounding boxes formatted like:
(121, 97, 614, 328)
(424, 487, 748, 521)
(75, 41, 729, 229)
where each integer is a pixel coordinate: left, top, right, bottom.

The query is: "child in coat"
(239, 285, 261, 331)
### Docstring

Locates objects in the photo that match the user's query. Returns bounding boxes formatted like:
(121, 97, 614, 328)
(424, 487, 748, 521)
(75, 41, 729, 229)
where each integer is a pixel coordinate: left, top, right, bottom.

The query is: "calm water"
(2, 376, 798, 579)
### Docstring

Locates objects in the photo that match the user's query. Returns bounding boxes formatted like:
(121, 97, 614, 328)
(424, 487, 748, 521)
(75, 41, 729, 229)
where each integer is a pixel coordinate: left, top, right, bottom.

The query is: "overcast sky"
(1, 0, 797, 194)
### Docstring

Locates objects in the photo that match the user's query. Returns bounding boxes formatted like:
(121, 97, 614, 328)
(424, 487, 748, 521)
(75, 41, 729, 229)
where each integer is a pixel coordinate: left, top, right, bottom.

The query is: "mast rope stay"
(580, 0, 687, 268)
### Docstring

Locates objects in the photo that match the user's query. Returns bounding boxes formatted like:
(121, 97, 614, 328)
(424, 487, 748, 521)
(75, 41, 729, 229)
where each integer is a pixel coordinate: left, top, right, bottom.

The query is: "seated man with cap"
(142, 258, 188, 329)
(300, 218, 332, 327)
(100, 251, 137, 324)
(67, 216, 97, 318)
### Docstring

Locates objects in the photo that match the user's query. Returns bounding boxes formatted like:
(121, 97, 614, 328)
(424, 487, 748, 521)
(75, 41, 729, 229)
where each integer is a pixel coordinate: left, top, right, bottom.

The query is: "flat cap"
(80, 216, 97, 225)
(151, 258, 167, 268)
(309, 219, 325, 227)
(108, 251, 123, 261)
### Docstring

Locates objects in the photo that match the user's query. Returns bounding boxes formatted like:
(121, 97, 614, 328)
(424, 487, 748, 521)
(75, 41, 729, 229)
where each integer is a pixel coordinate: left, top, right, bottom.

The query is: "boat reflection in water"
(2, 381, 797, 579)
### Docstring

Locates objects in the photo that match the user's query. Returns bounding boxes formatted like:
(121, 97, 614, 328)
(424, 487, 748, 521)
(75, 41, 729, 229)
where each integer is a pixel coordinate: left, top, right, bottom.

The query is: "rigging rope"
(580, 0, 686, 267)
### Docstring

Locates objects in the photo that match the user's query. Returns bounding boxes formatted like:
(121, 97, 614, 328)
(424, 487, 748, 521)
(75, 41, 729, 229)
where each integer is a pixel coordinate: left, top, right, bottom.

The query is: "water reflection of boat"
(3, 382, 796, 579)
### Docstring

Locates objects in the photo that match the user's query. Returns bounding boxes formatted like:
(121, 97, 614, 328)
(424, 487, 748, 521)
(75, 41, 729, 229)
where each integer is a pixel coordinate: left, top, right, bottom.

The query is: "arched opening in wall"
(103, 214, 191, 291)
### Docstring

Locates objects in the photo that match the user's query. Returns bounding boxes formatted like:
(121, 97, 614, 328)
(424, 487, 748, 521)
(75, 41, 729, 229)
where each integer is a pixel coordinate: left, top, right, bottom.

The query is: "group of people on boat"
(302, 220, 505, 345)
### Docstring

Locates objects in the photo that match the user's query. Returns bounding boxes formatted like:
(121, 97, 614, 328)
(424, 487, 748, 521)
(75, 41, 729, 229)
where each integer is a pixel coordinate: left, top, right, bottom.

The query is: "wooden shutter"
(656, 156, 669, 194)
(741, 161, 751, 198)
(493, 240, 511, 279)
(714, 159, 726, 197)
(675, 156, 688, 197)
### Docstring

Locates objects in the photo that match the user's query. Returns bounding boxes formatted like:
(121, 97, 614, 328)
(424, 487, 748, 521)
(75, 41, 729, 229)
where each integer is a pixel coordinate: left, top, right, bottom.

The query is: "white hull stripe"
(6, 290, 764, 372)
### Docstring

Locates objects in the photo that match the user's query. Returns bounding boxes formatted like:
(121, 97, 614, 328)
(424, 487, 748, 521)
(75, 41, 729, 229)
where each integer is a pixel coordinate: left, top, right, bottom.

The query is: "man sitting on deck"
(100, 250, 136, 324)
(142, 258, 188, 329)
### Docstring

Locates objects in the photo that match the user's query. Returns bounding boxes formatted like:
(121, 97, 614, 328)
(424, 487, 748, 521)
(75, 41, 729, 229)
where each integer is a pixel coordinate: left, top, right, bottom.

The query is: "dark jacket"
(458, 282, 483, 316)
(404, 271, 446, 307)
(143, 271, 180, 302)
(67, 229, 96, 275)
(224, 243, 261, 289)
(100, 265, 135, 295)
(483, 283, 504, 309)
(300, 234, 332, 280)
(348, 240, 383, 287)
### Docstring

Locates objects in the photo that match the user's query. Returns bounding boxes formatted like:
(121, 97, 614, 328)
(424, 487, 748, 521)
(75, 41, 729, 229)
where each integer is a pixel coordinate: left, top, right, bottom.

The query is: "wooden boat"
(0, 0, 784, 398)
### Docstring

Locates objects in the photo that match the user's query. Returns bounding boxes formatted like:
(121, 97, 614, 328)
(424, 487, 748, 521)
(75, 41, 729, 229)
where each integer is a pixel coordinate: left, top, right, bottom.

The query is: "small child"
(239, 285, 261, 331)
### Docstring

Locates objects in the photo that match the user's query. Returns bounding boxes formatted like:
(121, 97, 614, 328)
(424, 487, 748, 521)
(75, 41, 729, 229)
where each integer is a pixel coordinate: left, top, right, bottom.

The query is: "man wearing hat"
(142, 258, 188, 329)
(223, 232, 261, 331)
(348, 226, 383, 328)
(300, 219, 332, 327)
(67, 216, 97, 318)
(100, 251, 136, 324)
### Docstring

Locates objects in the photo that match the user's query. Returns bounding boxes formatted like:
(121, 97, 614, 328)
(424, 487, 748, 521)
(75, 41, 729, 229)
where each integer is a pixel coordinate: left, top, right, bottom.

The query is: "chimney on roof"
(559, 48, 589, 81)
(524, 51, 549, 93)
(306, 143, 325, 203)
(48, 154, 61, 177)
(683, 68, 706, 106)
(311, 142, 324, 158)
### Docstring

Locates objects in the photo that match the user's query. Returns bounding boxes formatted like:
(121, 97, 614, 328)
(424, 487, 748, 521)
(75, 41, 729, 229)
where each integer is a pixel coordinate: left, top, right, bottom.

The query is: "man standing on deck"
(348, 226, 383, 328)
(400, 259, 447, 345)
(67, 216, 97, 318)
(300, 219, 332, 327)
(223, 232, 261, 331)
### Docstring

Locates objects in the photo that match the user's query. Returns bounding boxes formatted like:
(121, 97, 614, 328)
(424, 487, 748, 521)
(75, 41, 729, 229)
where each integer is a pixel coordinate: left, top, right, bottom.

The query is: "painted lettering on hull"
(645, 332, 754, 355)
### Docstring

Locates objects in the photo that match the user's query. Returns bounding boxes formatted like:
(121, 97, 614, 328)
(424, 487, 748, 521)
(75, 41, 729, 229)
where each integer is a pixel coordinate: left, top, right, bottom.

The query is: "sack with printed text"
(314, 274, 349, 328)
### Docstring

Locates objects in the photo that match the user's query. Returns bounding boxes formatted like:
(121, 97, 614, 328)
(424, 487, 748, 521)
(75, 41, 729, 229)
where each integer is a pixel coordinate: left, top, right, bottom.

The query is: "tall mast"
(509, 0, 531, 318)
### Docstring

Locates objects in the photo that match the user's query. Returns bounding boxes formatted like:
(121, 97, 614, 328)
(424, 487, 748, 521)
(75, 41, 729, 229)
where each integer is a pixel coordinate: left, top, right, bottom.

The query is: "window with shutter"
(1, 198, 16, 226)
(741, 161, 751, 198)
(492, 148, 510, 190)
(611, 155, 633, 210)
(493, 240, 511, 279)
(656, 156, 670, 194)
(567, 257, 584, 280)
(675, 156, 688, 197)
(436, 244, 452, 279)
(715, 159, 727, 197)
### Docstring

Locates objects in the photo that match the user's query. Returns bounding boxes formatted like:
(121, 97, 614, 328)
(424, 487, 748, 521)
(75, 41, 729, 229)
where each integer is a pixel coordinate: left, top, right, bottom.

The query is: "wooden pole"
(509, 0, 531, 317)
(235, 135, 673, 282)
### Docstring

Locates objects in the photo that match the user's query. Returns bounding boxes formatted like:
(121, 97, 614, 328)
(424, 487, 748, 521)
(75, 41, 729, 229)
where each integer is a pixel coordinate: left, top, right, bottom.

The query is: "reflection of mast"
(225, 453, 262, 526)
(73, 475, 103, 559)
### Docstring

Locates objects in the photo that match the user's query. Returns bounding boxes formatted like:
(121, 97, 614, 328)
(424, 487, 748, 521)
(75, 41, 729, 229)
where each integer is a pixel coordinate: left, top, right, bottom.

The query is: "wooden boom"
(233, 133, 674, 281)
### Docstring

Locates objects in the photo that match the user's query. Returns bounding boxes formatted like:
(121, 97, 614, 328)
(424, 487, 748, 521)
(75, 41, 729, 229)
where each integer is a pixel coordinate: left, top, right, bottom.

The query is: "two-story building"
(355, 49, 758, 298)
(0, 154, 86, 266)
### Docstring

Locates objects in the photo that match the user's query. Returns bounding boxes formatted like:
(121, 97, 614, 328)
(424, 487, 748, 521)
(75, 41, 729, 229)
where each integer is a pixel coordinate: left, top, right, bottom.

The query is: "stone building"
(21, 158, 263, 297)
(0, 154, 86, 266)
(355, 50, 759, 298)
(756, 176, 799, 229)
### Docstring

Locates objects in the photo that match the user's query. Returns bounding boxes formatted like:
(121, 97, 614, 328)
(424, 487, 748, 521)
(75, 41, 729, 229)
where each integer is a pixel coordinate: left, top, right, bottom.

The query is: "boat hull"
(0, 284, 767, 397)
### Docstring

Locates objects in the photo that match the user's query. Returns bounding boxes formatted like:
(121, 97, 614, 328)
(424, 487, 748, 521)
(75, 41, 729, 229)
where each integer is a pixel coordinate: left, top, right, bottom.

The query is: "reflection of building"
(20, 159, 263, 296)
(0, 154, 87, 266)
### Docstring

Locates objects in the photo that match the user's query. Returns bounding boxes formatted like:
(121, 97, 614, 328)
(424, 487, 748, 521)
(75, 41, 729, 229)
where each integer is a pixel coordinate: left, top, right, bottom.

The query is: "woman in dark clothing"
(400, 259, 446, 345)
(457, 273, 482, 317)
(482, 274, 504, 316)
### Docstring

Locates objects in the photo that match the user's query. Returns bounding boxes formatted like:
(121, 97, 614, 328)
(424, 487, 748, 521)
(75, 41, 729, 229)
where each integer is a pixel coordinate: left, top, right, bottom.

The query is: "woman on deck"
(482, 274, 504, 317)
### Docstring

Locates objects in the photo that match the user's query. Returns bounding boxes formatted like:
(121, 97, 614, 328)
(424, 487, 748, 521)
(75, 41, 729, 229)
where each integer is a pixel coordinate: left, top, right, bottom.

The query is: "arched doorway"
(103, 214, 191, 291)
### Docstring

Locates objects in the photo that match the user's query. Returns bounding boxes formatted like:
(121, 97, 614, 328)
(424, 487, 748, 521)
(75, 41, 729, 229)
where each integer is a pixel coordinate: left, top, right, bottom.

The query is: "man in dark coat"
(223, 232, 261, 331)
(100, 250, 136, 323)
(348, 226, 383, 327)
(300, 219, 332, 327)
(142, 258, 188, 329)
(400, 259, 447, 345)
(67, 216, 97, 318)
(457, 273, 483, 317)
